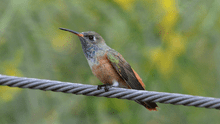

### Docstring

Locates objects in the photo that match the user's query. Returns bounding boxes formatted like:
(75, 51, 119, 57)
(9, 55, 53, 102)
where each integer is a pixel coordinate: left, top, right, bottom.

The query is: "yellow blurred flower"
(0, 86, 21, 102)
(150, 0, 187, 78)
(0, 49, 23, 102)
(150, 48, 174, 78)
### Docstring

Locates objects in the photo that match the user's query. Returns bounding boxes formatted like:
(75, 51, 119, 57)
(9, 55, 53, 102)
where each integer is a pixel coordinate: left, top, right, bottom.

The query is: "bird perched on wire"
(59, 28, 158, 111)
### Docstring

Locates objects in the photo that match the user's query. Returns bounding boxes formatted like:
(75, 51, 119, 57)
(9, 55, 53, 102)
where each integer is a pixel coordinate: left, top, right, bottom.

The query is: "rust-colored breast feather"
(91, 53, 129, 88)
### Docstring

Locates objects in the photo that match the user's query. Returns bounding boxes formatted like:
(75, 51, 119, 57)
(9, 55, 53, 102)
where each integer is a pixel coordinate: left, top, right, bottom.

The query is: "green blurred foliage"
(0, 0, 220, 123)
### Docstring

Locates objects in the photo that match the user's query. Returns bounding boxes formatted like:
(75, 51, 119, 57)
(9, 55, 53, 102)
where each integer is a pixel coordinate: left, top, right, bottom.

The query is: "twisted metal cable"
(0, 74, 219, 110)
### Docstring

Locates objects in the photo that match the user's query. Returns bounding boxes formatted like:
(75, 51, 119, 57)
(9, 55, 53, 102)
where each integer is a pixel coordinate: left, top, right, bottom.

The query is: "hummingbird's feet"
(97, 84, 112, 92)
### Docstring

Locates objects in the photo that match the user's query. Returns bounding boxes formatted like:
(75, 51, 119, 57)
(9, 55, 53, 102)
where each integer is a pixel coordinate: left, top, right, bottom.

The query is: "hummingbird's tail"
(135, 100, 158, 111)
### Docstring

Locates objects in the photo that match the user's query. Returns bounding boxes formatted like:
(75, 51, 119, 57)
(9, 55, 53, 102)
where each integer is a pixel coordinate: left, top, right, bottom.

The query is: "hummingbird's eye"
(89, 35, 94, 40)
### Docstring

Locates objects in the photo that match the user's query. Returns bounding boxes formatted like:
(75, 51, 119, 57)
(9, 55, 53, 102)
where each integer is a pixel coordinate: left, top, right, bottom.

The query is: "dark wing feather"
(106, 49, 144, 90)
(107, 49, 158, 110)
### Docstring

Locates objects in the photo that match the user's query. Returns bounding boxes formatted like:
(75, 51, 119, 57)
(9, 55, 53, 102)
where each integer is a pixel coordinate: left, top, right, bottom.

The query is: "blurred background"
(0, 0, 220, 123)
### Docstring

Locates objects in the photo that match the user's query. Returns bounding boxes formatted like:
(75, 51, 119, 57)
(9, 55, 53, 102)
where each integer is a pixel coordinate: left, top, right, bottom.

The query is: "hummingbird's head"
(59, 28, 106, 47)
(59, 28, 109, 60)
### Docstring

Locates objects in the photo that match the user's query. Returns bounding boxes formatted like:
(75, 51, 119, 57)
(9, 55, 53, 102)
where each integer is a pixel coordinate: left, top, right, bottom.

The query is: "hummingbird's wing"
(106, 49, 158, 111)
(106, 49, 145, 90)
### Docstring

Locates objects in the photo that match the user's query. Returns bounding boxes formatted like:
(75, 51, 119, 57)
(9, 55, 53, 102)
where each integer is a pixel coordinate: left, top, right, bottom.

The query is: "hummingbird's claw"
(97, 84, 112, 92)
(104, 86, 109, 92)
(97, 85, 102, 90)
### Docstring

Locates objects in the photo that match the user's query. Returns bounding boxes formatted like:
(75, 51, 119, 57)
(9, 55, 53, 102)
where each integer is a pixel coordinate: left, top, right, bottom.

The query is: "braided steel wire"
(0, 74, 219, 110)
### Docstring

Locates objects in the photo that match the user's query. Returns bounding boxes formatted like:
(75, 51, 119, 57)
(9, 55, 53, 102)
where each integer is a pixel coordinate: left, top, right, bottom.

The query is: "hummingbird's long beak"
(59, 28, 84, 37)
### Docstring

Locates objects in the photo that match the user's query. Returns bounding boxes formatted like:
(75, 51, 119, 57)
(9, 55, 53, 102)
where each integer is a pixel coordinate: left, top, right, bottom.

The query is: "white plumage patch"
(112, 80, 119, 87)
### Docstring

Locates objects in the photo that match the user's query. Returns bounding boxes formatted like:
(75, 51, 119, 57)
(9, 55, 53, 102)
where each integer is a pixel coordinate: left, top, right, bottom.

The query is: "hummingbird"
(59, 28, 158, 111)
